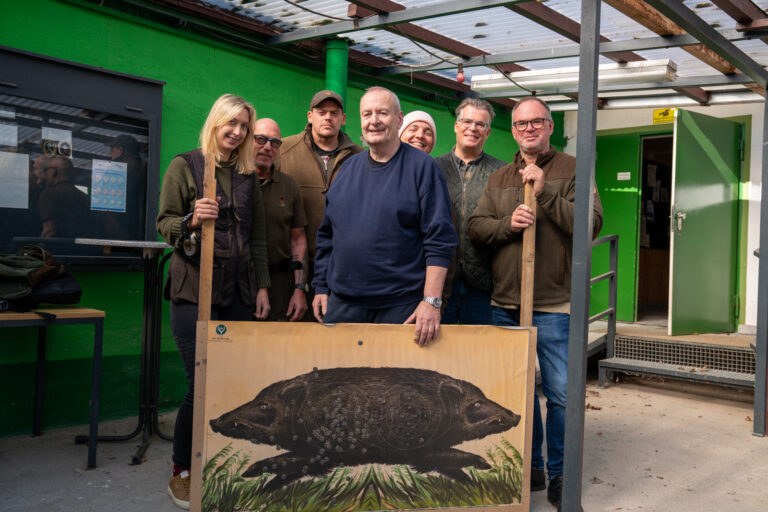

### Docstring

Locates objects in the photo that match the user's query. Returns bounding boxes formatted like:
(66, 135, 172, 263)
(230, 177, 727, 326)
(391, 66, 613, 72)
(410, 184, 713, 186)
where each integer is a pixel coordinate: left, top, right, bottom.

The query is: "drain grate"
(614, 336, 755, 374)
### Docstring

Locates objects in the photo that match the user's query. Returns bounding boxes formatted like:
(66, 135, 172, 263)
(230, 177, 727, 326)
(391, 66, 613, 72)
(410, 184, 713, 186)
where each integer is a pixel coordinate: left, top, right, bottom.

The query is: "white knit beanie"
(399, 110, 437, 152)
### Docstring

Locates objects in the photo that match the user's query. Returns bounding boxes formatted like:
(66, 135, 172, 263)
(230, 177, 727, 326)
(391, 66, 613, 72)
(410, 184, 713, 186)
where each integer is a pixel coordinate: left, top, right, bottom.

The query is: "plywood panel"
(197, 322, 535, 511)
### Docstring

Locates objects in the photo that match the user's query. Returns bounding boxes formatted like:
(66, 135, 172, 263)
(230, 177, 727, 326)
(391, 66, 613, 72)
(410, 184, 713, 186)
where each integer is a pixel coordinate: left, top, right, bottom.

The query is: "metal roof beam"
(266, 0, 526, 45)
(377, 30, 768, 75)
(507, 1, 644, 63)
(645, 0, 768, 87)
(473, 73, 756, 98)
(348, 1, 527, 73)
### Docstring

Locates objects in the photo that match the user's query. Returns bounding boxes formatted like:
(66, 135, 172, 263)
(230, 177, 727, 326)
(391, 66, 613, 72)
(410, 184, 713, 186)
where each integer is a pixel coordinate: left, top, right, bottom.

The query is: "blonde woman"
(157, 94, 270, 509)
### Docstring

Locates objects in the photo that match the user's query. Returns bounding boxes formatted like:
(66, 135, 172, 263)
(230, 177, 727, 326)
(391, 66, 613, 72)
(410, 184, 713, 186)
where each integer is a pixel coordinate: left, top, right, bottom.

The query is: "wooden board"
(193, 322, 536, 512)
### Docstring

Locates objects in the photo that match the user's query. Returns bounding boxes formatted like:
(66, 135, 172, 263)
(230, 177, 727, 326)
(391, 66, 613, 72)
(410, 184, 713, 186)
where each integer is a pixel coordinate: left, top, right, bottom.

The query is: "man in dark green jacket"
(468, 96, 603, 511)
(435, 98, 506, 325)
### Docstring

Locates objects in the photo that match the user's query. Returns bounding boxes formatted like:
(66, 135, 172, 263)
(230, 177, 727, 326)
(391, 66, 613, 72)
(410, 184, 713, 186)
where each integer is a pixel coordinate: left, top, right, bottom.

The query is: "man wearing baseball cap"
(280, 90, 363, 318)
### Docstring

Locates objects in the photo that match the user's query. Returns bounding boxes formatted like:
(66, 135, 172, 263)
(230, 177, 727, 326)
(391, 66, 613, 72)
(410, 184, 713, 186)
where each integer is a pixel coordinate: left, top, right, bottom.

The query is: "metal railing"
(589, 234, 618, 363)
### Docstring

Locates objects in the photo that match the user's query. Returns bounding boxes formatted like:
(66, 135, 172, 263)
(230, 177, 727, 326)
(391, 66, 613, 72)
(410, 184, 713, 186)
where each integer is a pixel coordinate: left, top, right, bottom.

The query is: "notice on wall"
(0, 151, 29, 209)
(0, 123, 16, 147)
(91, 159, 127, 212)
(41, 127, 73, 159)
(617, 171, 631, 181)
(653, 107, 676, 124)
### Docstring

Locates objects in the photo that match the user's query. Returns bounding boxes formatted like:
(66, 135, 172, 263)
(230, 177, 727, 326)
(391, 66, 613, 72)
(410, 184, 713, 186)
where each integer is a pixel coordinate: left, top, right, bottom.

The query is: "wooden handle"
(190, 153, 216, 512)
(197, 153, 216, 322)
(520, 181, 536, 327)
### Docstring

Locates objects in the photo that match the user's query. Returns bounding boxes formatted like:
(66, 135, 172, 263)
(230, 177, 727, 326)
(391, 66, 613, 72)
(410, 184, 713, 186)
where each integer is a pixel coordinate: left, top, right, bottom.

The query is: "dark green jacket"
(435, 150, 507, 292)
(468, 148, 603, 307)
(157, 150, 270, 307)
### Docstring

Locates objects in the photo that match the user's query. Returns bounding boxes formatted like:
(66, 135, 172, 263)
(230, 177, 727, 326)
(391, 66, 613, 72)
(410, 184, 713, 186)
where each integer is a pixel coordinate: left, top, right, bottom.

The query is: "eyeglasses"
(512, 118, 550, 130)
(457, 118, 489, 130)
(254, 134, 282, 148)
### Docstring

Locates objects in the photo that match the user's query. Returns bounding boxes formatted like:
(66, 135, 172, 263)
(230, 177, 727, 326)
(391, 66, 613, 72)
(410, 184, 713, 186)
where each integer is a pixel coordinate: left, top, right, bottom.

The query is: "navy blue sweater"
(312, 143, 457, 307)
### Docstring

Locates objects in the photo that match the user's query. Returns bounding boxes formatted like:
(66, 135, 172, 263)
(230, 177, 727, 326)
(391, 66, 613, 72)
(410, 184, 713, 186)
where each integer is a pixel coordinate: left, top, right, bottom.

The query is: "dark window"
(0, 46, 163, 268)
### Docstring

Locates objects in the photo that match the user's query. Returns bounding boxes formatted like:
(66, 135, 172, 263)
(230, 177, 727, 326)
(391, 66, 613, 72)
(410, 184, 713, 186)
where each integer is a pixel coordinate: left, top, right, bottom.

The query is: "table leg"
(87, 318, 104, 468)
(33, 325, 47, 436)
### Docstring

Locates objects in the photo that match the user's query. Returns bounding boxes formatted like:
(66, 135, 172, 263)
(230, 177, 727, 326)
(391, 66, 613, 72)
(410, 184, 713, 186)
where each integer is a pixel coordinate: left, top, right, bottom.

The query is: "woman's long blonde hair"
(199, 94, 256, 175)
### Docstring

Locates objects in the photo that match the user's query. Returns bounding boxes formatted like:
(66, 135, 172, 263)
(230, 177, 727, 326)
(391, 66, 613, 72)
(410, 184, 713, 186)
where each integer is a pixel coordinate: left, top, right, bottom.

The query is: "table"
(74, 238, 172, 465)
(0, 306, 105, 468)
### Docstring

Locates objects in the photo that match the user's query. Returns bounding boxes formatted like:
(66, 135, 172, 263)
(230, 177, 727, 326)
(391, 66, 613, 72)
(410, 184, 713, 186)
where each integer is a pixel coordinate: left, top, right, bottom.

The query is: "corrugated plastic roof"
(200, 0, 768, 108)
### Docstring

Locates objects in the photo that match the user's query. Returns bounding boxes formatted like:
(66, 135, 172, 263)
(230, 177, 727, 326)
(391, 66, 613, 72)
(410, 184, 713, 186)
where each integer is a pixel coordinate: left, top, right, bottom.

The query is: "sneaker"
(531, 468, 546, 491)
(547, 475, 563, 511)
(168, 470, 190, 510)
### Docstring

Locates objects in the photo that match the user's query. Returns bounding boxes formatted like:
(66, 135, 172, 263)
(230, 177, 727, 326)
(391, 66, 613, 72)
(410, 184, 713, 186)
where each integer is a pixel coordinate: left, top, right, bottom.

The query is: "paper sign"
(653, 107, 676, 124)
(91, 159, 127, 212)
(0, 123, 17, 147)
(0, 151, 29, 209)
(617, 171, 631, 181)
(41, 127, 73, 159)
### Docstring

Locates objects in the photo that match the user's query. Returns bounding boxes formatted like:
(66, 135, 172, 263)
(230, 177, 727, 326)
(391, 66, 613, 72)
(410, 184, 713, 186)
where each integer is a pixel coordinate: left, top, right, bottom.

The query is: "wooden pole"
(190, 152, 216, 512)
(520, 181, 536, 327)
(196, 153, 217, 322)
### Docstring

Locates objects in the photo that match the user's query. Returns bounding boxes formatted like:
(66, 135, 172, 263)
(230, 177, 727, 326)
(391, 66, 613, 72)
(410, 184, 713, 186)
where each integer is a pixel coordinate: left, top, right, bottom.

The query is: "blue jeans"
(492, 306, 569, 479)
(323, 293, 419, 324)
(442, 276, 492, 325)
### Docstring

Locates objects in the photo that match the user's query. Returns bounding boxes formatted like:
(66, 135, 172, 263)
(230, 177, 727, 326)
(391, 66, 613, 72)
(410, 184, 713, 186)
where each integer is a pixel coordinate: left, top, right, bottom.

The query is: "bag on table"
(0, 245, 82, 318)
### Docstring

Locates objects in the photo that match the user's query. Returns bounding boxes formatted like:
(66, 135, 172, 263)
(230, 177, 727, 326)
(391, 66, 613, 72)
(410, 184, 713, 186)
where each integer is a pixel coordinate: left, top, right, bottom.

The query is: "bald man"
(32, 155, 91, 238)
(253, 118, 308, 321)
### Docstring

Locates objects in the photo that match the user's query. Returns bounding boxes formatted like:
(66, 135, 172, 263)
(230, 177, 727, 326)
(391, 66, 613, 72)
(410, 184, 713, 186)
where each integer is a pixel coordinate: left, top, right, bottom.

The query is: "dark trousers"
(323, 293, 419, 324)
(170, 295, 252, 468)
(267, 270, 293, 321)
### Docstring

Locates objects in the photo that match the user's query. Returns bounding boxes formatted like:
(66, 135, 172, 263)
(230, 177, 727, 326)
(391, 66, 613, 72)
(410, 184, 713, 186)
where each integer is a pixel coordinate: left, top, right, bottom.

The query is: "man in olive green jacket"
(468, 96, 602, 511)
(279, 90, 363, 314)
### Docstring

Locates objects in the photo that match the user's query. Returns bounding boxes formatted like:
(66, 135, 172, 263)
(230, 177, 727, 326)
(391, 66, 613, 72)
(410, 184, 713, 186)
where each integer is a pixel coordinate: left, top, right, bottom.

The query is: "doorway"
(637, 135, 672, 325)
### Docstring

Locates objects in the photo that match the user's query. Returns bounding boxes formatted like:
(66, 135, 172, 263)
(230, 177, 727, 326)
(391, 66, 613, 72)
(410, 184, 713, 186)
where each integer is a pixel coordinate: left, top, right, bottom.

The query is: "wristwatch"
(423, 296, 442, 309)
(180, 212, 194, 237)
(295, 282, 310, 292)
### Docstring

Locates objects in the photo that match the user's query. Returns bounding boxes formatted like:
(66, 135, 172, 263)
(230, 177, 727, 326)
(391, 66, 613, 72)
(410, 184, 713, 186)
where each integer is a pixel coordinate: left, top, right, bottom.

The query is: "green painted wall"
(0, 0, 522, 435)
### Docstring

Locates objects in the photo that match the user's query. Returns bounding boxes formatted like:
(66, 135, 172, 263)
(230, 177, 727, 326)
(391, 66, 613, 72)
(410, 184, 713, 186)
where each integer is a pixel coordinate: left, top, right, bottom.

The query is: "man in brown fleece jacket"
(279, 90, 363, 319)
(468, 96, 603, 511)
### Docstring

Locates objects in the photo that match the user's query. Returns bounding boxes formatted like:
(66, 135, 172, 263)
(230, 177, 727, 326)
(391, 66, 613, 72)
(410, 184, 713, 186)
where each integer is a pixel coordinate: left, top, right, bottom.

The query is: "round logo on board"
(215, 324, 227, 335)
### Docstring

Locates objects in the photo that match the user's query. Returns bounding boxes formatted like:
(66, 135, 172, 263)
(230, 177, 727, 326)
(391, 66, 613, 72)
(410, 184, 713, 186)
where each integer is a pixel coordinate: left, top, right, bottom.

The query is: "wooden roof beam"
(604, 0, 737, 74)
(348, 2, 527, 73)
(509, 0, 710, 103)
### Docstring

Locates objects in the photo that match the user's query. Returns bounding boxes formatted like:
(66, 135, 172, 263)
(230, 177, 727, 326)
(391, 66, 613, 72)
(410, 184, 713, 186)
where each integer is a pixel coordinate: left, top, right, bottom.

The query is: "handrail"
(590, 235, 618, 371)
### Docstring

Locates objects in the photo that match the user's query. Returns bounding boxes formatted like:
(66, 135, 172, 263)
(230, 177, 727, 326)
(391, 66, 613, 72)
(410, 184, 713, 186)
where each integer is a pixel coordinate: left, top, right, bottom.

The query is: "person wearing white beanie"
(399, 110, 437, 154)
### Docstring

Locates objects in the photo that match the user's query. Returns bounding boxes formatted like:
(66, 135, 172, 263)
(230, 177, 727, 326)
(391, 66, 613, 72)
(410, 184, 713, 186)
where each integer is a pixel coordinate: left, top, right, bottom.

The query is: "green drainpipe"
(325, 38, 349, 111)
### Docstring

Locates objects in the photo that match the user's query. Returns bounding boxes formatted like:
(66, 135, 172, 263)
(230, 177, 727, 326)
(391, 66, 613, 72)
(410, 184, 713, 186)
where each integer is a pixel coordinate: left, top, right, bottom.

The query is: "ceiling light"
(470, 59, 677, 94)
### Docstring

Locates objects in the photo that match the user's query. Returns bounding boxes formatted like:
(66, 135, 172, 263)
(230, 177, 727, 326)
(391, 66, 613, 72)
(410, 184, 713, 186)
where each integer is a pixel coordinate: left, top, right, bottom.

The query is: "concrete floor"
(1, 379, 766, 512)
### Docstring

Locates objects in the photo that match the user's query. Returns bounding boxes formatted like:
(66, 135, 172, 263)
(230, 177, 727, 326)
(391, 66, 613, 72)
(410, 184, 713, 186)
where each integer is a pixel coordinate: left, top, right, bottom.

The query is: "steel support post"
(325, 38, 349, 112)
(754, 99, 768, 436)
(562, 1, 600, 510)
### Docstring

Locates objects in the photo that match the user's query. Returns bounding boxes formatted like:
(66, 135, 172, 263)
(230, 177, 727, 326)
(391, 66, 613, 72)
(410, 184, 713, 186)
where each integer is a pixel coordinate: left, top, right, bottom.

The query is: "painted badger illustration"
(209, 367, 520, 489)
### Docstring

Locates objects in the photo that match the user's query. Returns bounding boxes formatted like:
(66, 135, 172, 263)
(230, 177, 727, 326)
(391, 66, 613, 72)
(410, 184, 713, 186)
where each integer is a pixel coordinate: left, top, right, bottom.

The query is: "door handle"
(676, 211, 687, 232)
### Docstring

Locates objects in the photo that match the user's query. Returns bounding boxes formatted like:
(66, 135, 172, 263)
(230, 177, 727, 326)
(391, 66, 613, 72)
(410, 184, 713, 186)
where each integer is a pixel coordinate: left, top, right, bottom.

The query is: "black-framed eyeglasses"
(457, 118, 489, 130)
(512, 118, 550, 130)
(254, 134, 283, 148)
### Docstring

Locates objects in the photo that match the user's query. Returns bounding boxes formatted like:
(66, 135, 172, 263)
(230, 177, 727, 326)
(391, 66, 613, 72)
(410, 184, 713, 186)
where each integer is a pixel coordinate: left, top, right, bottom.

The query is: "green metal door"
(669, 109, 741, 335)
(593, 133, 642, 322)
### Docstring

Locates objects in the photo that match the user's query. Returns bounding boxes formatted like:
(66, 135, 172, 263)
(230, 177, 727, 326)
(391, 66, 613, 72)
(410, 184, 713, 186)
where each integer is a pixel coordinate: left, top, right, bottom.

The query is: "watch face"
(425, 296, 442, 308)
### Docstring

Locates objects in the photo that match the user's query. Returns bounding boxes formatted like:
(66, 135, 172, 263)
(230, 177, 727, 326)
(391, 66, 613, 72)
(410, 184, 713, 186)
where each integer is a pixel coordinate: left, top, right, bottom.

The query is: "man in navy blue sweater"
(312, 86, 457, 346)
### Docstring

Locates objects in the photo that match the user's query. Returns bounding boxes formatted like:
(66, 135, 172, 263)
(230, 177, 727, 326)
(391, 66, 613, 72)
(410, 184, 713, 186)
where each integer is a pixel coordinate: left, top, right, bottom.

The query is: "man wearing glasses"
(468, 96, 603, 510)
(435, 98, 507, 325)
(253, 118, 308, 321)
(279, 90, 363, 319)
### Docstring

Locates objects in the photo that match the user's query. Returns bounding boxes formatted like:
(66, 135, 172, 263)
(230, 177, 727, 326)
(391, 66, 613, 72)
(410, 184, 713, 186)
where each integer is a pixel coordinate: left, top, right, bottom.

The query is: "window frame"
(0, 45, 164, 269)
